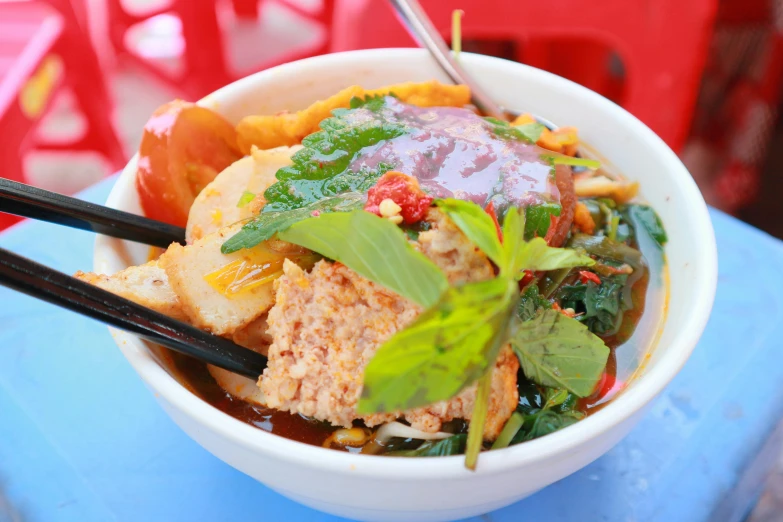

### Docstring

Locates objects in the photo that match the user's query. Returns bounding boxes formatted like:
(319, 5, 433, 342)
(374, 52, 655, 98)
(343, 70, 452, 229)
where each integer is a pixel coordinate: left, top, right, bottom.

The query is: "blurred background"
(2, 0, 782, 232)
(0, 0, 782, 518)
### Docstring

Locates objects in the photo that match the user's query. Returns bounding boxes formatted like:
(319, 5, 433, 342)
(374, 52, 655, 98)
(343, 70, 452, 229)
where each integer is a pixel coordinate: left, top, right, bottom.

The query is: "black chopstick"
(0, 178, 186, 248)
(0, 247, 267, 379)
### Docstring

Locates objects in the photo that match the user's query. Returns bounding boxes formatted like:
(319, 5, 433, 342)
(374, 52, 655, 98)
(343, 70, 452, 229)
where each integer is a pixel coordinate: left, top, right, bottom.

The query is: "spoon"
(388, 0, 534, 123)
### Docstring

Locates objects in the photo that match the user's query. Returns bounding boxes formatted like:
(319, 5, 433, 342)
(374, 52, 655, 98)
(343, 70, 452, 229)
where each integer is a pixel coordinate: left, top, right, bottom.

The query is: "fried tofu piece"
(186, 145, 300, 243)
(160, 223, 277, 336)
(573, 202, 597, 235)
(236, 81, 471, 153)
(75, 261, 187, 322)
(260, 210, 518, 440)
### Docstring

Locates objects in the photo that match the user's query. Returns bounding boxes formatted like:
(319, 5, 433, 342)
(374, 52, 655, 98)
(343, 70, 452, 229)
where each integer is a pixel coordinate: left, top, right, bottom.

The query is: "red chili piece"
(579, 270, 601, 285)
(364, 171, 433, 224)
(484, 201, 503, 243)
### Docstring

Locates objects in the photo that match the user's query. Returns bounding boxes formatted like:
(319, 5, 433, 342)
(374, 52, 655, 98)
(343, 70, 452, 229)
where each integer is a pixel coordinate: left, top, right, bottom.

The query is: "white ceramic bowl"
(94, 49, 717, 522)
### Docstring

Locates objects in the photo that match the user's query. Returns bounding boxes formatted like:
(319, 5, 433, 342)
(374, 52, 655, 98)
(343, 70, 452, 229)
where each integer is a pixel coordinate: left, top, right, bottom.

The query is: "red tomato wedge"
(136, 100, 242, 227)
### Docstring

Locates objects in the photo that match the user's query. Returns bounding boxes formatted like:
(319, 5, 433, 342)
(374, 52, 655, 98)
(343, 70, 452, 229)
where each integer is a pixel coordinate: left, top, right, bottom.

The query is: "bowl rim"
(99, 48, 718, 479)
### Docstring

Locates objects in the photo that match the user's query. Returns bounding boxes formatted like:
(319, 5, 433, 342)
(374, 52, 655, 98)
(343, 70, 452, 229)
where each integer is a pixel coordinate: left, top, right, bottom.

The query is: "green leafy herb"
(558, 274, 630, 335)
(484, 117, 546, 143)
(524, 203, 561, 240)
(542, 153, 601, 169)
(517, 284, 552, 322)
(508, 237, 594, 276)
(236, 190, 255, 208)
(511, 309, 610, 397)
(278, 210, 447, 307)
(261, 98, 409, 213)
(221, 192, 365, 254)
(625, 204, 667, 248)
(542, 388, 570, 410)
(568, 234, 644, 269)
(390, 434, 467, 457)
(499, 206, 524, 277)
(435, 199, 504, 267)
(510, 409, 583, 444)
(357, 278, 518, 414)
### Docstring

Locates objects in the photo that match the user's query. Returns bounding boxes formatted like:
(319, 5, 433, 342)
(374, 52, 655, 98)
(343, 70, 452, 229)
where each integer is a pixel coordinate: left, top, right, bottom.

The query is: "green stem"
(491, 412, 524, 450)
(452, 10, 463, 58)
(465, 368, 493, 470)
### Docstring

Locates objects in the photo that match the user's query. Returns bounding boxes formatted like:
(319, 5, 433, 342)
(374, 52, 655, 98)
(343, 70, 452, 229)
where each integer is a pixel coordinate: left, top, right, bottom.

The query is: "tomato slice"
(136, 100, 242, 227)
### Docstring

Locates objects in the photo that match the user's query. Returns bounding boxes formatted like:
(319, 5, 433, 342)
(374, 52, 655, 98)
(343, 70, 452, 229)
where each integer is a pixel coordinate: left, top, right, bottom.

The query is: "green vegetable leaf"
(509, 237, 594, 277)
(390, 434, 467, 457)
(510, 409, 583, 444)
(524, 203, 561, 240)
(557, 274, 630, 335)
(485, 117, 546, 143)
(358, 278, 518, 414)
(500, 206, 523, 277)
(626, 204, 667, 248)
(236, 190, 255, 208)
(261, 98, 409, 212)
(517, 284, 552, 322)
(511, 309, 610, 397)
(221, 192, 365, 254)
(435, 199, 504, 267)
(542, 388, 569, 410)
(278, 210, 447, 308)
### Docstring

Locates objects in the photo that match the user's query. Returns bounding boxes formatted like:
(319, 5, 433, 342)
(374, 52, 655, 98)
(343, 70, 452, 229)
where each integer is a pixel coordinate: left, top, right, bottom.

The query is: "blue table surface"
(1, 177, 783, 522)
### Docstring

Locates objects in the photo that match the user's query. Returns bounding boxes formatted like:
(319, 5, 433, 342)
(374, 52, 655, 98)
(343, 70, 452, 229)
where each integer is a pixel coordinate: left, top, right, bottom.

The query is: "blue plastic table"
(1, 177, 782, 522)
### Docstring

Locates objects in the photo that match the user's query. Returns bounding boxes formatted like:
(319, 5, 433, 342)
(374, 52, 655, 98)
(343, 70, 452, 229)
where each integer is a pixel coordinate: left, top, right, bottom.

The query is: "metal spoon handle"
(388, 0, 507, 119)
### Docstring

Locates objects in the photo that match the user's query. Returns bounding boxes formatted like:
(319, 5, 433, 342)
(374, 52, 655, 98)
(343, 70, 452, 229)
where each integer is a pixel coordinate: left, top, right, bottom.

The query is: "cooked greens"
(511, 310, 610, 397)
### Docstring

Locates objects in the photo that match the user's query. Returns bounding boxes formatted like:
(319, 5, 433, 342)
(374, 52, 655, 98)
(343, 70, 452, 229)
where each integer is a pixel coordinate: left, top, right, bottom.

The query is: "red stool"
(106, 0, 335, 100)
(331, 0, 718, 152)
(0, 0, 126, 231)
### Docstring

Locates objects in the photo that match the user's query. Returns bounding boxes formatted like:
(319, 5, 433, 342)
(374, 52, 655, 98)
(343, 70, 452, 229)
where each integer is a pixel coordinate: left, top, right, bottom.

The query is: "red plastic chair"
(0, 0, 126, 230)
(331, 0, 718, 152)
(106, 0, 335, 100)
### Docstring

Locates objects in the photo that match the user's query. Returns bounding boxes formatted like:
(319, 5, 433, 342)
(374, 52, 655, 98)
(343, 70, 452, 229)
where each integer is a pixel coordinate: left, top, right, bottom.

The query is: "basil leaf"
(435, 199, 504, 267)
(499, 206, 523, 277)
(278, 210, 447, 308)
(510, 237, 594, 276)
(358, 278, 518, 414)
(389, 434, 467, 457)
(511, 310, 610, 397)
(626, 204, 667, 248)
(524, 203, 561, 240)
(510, 409, 583, 444)
(236, 190, 255, 208)
(517, 284, 552, 322)
(221, 193, 365, 254)
(484, 117, 546, 143)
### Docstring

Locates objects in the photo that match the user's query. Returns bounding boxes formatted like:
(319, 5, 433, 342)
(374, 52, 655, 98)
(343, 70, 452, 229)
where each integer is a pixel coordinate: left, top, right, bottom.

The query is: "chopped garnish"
(579, 270, 601, 285)
(236, 190, 256, 208)
(365, 172, 433, 224)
